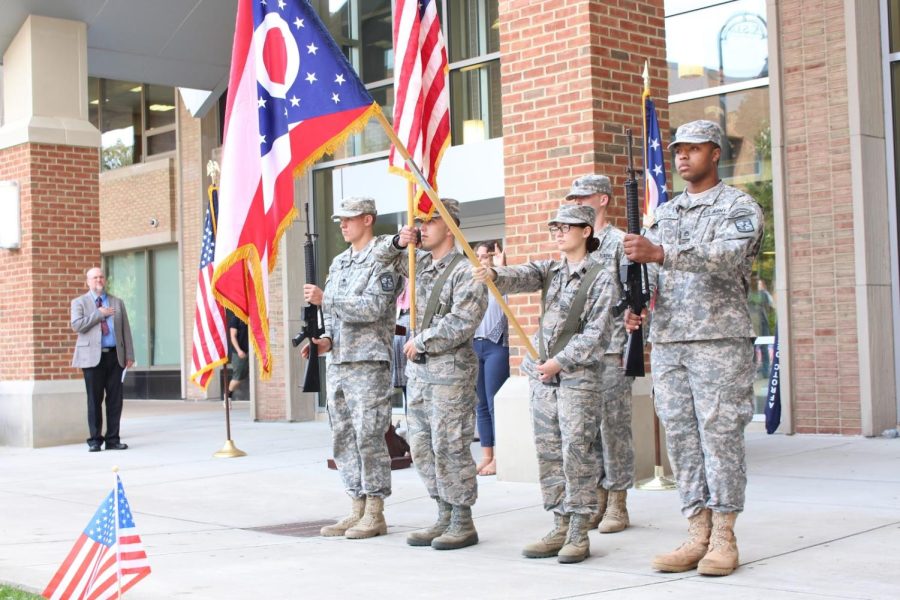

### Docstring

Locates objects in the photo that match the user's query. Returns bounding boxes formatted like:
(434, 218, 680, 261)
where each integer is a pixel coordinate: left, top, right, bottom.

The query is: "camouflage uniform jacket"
(492, 255, 618, 390)
(645, 181, 764, 343)
(321, 235, 400, 364)
(591, 223, 627, 355)
(373, 239, 488, 385)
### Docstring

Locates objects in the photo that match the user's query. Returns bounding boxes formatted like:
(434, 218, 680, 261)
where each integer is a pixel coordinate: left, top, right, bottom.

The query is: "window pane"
(148, 130, 176, 156)
(360, 0, 393, 82)
(151, 247, 180, 366)
(666, 0, 768, 96)
(100, 80, 143, 171)
(145, 85, 176, 130)
(88, 77, 100, 129)
(448, 0, 499, 63)
(890, 0, 900, 53)
(450, 59, 502, 145)
(106, 252, 149, 367)
(891, 62, 900, 267)
(314, 0, 354, 55)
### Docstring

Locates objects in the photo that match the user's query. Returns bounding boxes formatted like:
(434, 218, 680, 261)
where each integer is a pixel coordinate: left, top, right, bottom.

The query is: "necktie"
(96, 297, 110, 336)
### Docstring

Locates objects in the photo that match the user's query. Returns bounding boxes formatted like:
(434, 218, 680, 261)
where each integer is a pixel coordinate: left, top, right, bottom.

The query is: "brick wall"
(498, 0, 668, 369)
(0, 143, 100, 381)
(778, 0, 859, 434)
(254, 252, 288, 421)
(99, 159, 175, 243)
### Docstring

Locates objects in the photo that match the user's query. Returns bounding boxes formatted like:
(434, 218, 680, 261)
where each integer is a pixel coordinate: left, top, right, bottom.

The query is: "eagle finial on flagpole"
(207, 160, 220, 186)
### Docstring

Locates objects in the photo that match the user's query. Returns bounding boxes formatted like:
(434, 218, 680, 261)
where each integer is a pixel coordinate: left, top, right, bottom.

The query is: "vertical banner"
(765, 330, 781, 434)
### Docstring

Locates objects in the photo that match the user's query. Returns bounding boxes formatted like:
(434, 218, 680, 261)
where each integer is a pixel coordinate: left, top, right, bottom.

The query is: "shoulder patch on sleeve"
(734, 217, 755, 233)
(379, 273, 395, 292)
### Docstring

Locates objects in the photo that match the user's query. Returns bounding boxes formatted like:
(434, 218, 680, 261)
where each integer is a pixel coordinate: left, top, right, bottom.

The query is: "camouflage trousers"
(407, 377, 478, 507)
(594, 354, 635, 490)
(652, 339, 755, 517)
(530, 381, 602, 515)
(326, 361, 393, 499)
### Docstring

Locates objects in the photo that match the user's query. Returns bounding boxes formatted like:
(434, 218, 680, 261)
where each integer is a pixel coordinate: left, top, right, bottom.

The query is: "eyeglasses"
(548, 224, 584, 234)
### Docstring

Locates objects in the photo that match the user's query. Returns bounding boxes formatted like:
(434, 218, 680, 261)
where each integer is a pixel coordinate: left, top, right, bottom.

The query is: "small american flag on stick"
(43, 475, 150, 600)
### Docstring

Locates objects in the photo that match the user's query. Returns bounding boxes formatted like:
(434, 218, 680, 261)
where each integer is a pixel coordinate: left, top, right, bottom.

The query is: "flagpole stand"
(636, 400, 675, 490)
(214, 439, 247, 459)
(636, 465, 676, 490)
(214, 366, 247, 458)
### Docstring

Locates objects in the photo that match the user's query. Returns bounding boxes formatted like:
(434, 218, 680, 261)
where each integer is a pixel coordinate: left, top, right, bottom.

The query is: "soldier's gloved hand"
(623, 233, 665, 264)
(472, 266, 496, 284)
(535, 358, 562, 383)
(303, 284, 324, 305)
(396, 226, 420, 249)
(624, 308, 648, 333)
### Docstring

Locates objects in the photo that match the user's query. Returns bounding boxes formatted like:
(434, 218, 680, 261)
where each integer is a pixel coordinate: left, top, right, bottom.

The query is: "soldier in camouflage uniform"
(474, 205, 618, 564)
(302, 197, 400, 540)
(623, 120, 764, 576)
(566, 174, 635, 534)
(373, 198, 488, 551)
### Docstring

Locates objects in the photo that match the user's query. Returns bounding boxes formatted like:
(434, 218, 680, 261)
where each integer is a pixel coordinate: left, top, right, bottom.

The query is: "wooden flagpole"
(375, 110, 538, 360)
(407, 181, 417, 335)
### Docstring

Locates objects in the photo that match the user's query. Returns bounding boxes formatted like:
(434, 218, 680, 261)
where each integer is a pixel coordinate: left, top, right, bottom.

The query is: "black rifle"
(290, 202, 325, 392)
(614, 128, 651, 377)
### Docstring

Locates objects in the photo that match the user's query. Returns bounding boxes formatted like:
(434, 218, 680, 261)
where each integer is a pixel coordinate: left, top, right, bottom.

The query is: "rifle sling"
(420, 253, 466, 331)
(539, 262, 604, 362)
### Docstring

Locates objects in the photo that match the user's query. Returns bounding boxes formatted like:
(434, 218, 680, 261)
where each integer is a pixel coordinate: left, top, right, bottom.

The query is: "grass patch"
(0, 585, 43, 600)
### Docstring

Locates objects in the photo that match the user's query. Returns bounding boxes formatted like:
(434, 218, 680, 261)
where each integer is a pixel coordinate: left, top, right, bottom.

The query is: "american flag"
(643, 89, 669, 227)
(388, 0, 450, 219)
(190, 185, 228, 389)
(43, 477, 150, 600)
(212, 0, 378, 378)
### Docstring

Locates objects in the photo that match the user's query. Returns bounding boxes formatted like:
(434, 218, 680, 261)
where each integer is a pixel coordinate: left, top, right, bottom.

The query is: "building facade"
(1, 0, 899, 446)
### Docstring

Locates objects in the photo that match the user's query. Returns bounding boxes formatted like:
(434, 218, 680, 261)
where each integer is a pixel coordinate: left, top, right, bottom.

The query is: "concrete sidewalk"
(1, 400, 898, 599)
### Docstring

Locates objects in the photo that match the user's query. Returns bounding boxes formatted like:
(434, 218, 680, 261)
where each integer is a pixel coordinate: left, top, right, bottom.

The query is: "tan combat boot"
(652, 508, 712, 572)
(697, 512, 739, 576)
(598, 490, 630, 533)
(320, 496, 366, 537)
(406, 499, 452, 546)
(431, 505, 479, 550)
(587, 488, 609, 529)
(345, 496, 388, 539)
(557, 513, 591, 564)
(522, 513, 570, 558)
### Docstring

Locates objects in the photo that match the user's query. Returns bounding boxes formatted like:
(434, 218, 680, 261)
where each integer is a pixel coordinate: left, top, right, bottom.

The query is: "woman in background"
(473, 241, 510, 476)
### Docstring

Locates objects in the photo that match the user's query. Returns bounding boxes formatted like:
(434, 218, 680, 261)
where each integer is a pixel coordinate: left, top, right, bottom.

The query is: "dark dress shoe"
(88, 444, 101, 452)
(105, 442, 129, 450)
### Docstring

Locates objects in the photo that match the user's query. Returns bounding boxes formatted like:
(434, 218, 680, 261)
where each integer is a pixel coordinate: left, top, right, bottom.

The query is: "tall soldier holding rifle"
(566, 172, 637, 535)
(301, 197, 401, 540)
(623, 120, 763, 577)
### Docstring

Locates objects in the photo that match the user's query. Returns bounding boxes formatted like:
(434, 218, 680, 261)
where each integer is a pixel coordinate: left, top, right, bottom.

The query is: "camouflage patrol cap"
(549, 204, 596, 226)
(332, 197, 377, 221)
(565, 174, 613, 199)
(667, 119, 724, 150)
(426, 198, 461, 224)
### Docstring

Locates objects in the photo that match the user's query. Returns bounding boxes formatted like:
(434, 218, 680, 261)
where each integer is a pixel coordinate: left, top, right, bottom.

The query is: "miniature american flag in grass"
(43, 476, 150, 600)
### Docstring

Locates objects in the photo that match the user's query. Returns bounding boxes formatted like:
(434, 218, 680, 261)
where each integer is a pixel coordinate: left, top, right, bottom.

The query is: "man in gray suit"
(71, 267, 135, 452)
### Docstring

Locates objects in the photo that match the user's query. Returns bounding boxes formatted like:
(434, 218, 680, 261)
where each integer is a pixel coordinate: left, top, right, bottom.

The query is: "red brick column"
(498, 0, 668, 368)
(0, 143, 100, 382)
(778, 0, 860, 434)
